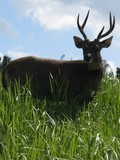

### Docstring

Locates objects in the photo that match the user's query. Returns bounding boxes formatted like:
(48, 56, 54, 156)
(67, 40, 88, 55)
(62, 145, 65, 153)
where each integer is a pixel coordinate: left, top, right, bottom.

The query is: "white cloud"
(7, 50, 29, 60)
(107, 60, 117, 75)
(0, 48, 34, 60)
(0, 52, 4, 61)
(11, 0, 91, 30)
(0, 17, 19, 37)
(11, 0, 118, 39)
(5, 46, 39, 60)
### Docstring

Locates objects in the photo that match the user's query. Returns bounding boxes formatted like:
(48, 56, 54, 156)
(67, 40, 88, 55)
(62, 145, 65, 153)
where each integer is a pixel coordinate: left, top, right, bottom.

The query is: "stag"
(2, 11, 115, 103)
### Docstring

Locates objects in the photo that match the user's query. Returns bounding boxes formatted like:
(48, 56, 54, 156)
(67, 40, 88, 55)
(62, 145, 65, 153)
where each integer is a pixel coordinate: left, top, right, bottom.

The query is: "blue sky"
(0, 0, 120, 71)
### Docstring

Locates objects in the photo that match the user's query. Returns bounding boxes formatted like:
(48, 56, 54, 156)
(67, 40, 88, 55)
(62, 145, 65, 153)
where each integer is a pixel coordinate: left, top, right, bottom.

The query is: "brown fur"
(2, 56, 103, 102)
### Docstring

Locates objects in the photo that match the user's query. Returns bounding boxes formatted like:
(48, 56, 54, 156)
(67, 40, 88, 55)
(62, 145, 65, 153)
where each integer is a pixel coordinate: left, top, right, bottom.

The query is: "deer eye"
(84, 45, 88, 49)
(95, 44, 99, 49)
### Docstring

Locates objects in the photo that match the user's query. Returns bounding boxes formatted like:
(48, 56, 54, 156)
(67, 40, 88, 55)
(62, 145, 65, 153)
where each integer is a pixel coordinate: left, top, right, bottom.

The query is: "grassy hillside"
(0, 76, 120, 160)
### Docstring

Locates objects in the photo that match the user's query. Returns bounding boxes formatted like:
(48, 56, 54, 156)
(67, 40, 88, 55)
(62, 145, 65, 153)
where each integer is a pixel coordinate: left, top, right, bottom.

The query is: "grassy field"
(0, 76, 120, 160)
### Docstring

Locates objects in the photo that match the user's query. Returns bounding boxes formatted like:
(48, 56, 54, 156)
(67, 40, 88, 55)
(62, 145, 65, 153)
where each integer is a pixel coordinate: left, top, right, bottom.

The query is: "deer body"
(2, 11, 115, 103)
(2, 56, 103, 102)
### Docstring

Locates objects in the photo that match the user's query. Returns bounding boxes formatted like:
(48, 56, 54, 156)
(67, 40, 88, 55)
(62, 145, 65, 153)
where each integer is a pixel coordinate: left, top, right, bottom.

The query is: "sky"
(0, 0, 120, 71)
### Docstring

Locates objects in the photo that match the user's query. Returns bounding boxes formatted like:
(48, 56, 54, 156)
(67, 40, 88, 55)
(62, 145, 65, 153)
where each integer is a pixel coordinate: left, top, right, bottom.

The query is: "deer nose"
(87, 53, 91, 58)
(85, 53, 92, 62)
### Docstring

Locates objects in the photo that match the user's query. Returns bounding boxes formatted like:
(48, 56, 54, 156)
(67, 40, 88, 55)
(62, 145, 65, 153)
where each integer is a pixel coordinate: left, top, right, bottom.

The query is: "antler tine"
(97, 12, 115, 40)
(97, 26, 105, 39)
(82, 10, 90, 29)
(109, 12, 115, 28)
(77, 10, 90, 40)
(110, 12, 112, 27)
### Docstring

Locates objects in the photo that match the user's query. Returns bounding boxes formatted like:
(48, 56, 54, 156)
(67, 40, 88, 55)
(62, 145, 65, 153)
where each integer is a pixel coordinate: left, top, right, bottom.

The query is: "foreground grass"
(0, 77, 120, 160)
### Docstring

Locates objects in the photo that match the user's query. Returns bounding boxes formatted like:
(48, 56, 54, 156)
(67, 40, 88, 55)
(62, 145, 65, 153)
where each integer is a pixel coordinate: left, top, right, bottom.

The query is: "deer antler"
(77, 10, 90, 40)
(97, 12, 115, 40)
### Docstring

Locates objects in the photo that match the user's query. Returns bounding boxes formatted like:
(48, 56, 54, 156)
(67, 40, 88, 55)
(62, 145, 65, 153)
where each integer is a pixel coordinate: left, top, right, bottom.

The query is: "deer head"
(73, 10, 115, 65)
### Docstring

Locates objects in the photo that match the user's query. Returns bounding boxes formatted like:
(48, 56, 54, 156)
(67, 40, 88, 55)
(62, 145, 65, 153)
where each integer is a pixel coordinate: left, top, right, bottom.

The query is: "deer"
(2, 10, 115, 104)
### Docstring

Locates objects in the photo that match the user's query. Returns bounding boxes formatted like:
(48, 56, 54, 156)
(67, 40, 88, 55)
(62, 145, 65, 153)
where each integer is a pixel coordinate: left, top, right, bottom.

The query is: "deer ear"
(73, 36, 84, 48)
(100, 36, 113, 48)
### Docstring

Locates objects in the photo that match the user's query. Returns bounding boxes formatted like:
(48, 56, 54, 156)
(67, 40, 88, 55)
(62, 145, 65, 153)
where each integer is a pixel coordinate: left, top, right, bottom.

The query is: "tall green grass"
(0, 76, 120, 160)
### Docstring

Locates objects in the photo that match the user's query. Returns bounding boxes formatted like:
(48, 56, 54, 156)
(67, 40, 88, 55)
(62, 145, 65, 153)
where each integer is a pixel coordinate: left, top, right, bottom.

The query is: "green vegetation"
(0, 76, 120, 160)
